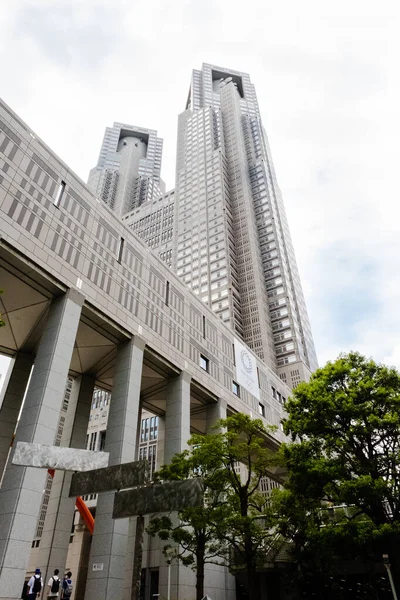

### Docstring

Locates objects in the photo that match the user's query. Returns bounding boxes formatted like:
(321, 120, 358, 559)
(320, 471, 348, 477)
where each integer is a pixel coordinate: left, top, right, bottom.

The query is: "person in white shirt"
(47, 569, 61, 599)
(27, 568, 43, 599)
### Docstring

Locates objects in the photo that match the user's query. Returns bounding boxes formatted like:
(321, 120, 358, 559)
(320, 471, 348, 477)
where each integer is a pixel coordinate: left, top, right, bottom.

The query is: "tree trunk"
(196, 556, 205, 600)
(196, 537, 205, 600)
(246, 564, 260, 600)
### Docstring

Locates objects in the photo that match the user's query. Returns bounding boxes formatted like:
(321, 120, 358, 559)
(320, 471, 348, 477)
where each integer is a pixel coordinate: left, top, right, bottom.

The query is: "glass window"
(200, 355, 209, 372)
(99, 430, 107, 451)
(258, 403, 265, 417)
(232, 381, 240, 397)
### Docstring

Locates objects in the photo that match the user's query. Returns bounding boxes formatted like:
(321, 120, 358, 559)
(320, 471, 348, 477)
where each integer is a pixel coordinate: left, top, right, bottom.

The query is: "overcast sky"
(1, 0, 399, 382)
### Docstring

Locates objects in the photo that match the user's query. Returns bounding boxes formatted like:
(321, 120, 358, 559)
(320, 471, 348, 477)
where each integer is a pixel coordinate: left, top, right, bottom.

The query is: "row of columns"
(0, 290, 84, 600)
(0, 288, 228, 600)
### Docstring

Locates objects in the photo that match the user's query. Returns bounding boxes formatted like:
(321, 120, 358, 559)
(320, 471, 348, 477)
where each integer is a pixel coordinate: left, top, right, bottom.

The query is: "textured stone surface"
(37, 375, 95, 591)
(12, 442, 109, 472)
(0, 291, 83, 600)
(164, 372, 191, 464)
(85, 336, 145, 600)
(113, 478, 204, 518)
(69, 459, 149, 497)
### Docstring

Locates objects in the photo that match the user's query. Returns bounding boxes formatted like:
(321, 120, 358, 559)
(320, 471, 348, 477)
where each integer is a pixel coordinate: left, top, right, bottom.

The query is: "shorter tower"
(88, 122, 165, 217)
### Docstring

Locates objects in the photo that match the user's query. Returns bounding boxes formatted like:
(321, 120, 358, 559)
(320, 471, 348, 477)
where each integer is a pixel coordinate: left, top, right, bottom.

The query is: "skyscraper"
(104, 64, 317, 386)
(88, 122, 164, 217)
(171, 64, 317, 384)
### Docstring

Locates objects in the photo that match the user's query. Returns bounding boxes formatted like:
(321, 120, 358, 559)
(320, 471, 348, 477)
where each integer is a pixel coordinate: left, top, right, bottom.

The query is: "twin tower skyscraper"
(88, 63, 318, 388)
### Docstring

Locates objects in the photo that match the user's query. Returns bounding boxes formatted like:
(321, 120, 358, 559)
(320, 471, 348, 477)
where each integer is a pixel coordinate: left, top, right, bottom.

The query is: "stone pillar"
(205, 398, 236, 600)
(85, 336, 145, 600)
(38, 375, 95, 588)
(74, 526, 92, 599)
(0, 353, 33, 482)
(0, 289, 84, 600)
(0, 358, 15, 408)
(206, 398, 227, 433)
(159, 371, 193, 600)
(164, 371, 191, 464)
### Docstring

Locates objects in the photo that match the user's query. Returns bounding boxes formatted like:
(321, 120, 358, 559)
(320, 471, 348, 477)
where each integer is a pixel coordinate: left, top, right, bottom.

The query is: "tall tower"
(88, 122, 165, 217)
(173, 64, 318, 384)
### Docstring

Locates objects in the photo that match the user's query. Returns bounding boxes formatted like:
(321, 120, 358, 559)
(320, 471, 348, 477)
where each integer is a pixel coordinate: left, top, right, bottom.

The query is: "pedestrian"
(61, 572, 73, 599)
(26, 568, 43, 599)
(47, 569, 61, 599)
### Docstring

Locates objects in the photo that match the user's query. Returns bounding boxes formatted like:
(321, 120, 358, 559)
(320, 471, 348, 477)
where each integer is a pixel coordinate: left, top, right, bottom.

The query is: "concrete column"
(73, 526, 92, 599)
(206, 398, 227, 433)
(0, 354, 33, 482)
(159, 371, 193, 600)
(85, 336, 145, 600)
(38, 375, 95, 589)
(164, 371, 191, 464)
(0, 289, 84, 600)
(0, 358, 15, 408)
(205, 398, 236, 600)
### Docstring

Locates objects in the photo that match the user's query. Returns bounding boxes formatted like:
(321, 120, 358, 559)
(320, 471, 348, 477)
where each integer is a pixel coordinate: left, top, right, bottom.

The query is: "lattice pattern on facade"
(124, 191, 175, 265)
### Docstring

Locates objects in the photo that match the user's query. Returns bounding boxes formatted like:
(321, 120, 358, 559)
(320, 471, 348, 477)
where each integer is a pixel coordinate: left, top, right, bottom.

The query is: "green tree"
(0, 289, 5, 327)
(212, 413, 279, 600)
(271, 485, 396, 597)
(147, 436, 227, 600)
(276, 352, 400, 590)
(148, 413, 279, 600)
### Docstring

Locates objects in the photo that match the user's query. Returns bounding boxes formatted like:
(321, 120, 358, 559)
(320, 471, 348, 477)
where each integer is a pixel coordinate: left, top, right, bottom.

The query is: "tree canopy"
(273, 352, 400, 594)
(148, 413, 279, 600)
(283, 351, 400, 525)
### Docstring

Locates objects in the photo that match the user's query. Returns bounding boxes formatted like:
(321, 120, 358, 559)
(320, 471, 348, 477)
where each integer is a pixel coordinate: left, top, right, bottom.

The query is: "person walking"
(61, 572, 73, 599)
(26, 569, 43, 599)
(47, 569, 61, 599)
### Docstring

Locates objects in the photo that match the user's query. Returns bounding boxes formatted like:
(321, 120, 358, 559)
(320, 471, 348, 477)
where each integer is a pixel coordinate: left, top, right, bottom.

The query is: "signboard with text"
(234, 339, 260, 400)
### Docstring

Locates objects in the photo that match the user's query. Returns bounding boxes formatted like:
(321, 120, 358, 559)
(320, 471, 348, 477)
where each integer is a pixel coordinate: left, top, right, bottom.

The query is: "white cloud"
(1, 0, 400, 372)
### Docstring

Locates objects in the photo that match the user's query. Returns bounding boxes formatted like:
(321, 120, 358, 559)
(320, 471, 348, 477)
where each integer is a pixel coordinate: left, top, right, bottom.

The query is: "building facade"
(0, 98, 289, 600)
(87, 122, 165, 217)
(123, 189, 175, 267)
(127, 64, 318, 387)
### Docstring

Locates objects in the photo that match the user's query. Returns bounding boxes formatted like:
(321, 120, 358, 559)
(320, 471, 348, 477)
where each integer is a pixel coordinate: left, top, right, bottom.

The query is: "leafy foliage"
(148, 413, 279, 600)
(147, 435, 228, 600)
(283, 352, 400, 525)
(272, 352, 400, 592)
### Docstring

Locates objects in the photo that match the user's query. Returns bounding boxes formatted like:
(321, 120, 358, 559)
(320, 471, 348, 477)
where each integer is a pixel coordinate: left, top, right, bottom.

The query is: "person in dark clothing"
(61, 572, 73, 599)
(27, 568, 43, 599)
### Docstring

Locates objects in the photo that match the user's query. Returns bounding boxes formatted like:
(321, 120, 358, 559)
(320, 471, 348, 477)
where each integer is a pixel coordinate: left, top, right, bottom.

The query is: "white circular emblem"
(240, 349, 253, 374)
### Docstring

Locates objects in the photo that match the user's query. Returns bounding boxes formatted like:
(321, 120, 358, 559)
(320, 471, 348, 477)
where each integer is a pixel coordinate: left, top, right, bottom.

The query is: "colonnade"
(0, 289, 228, 600)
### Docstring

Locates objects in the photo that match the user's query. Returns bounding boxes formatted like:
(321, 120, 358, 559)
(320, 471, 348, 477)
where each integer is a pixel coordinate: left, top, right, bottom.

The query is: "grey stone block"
(113, 478, 204, 518)
(69, 459, 148, 497)
(12, 442, 109, 471)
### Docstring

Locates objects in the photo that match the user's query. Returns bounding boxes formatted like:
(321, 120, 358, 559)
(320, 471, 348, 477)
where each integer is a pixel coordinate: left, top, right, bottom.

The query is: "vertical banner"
(234, 339, 260, 400)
